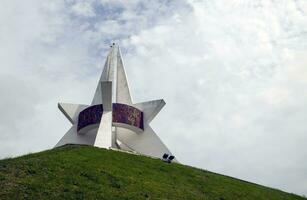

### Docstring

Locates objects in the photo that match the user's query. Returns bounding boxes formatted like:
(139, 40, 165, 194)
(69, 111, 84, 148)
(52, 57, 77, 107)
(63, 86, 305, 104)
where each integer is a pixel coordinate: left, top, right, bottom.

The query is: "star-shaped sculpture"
(55, 44, 174, 159)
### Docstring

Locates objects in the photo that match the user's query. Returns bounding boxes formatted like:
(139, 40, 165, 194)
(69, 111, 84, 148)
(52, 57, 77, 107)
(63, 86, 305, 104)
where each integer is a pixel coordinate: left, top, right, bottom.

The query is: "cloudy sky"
(0, 0, 307, 196)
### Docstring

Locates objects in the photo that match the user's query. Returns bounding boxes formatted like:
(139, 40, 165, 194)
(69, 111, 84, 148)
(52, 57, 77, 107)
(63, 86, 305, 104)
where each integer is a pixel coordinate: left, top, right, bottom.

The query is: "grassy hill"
(0, 145, 305, 200)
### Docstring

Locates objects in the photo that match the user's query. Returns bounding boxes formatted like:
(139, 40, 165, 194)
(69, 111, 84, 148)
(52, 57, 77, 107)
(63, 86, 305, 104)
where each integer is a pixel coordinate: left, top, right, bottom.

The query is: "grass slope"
(0, 145, 305, 200)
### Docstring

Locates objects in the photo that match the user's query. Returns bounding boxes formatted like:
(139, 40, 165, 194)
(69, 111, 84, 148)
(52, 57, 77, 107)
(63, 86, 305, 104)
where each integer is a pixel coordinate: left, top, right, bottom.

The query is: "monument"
(55, 44, 175, 160)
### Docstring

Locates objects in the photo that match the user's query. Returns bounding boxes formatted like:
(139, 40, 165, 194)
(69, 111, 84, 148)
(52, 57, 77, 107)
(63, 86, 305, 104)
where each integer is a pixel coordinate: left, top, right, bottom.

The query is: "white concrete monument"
(55, 44, 174, 160)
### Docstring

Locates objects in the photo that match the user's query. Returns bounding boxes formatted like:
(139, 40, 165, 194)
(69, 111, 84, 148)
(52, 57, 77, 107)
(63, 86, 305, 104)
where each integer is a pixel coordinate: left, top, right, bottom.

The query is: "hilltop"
(0, 145, 305, 200)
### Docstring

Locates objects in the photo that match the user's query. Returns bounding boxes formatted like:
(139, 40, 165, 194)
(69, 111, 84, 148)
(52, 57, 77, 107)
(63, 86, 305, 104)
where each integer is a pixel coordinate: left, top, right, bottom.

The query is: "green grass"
(0, 144, 305, 200)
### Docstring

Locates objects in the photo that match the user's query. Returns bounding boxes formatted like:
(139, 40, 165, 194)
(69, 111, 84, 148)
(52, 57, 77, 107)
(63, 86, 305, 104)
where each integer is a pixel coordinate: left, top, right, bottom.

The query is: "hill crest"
(0, 145, 305, 200)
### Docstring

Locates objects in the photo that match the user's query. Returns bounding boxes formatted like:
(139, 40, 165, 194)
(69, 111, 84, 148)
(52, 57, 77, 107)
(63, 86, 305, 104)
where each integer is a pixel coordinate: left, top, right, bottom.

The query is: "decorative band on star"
(77, 103, 144, 133)
(77, 104, 103, 132)
(112, 103, 144, 131)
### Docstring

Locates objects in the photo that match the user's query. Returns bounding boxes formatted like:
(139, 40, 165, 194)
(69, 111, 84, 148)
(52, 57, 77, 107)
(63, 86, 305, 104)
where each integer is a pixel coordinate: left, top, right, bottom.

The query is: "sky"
(0, 0, 307, 196)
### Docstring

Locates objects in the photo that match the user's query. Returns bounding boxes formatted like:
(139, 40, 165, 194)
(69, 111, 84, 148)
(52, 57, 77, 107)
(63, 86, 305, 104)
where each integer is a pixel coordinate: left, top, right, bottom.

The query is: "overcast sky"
(0, 0, 307, 196)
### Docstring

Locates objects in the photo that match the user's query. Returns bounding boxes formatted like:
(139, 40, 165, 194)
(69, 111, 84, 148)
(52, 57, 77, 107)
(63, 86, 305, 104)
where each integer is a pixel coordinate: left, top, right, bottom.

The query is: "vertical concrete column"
(94, 81, 113, 148)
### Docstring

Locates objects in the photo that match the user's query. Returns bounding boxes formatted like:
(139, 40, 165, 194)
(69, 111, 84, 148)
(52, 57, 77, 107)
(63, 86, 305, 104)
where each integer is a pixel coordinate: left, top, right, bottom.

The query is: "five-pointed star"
(55, 45, 174, 159)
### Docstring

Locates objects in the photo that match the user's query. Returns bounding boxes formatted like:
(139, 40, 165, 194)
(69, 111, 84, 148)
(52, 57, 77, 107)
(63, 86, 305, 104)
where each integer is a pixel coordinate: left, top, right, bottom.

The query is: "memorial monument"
(55, 44, 174, 160)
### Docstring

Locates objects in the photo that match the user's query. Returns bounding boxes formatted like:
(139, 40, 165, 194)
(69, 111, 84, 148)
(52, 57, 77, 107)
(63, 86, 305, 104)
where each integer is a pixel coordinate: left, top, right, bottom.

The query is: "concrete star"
(56, 44, 174, 160)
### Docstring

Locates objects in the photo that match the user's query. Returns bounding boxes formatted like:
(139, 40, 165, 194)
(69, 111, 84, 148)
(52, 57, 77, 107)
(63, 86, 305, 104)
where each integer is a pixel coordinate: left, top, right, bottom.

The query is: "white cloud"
(71, 1, 96, 17)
